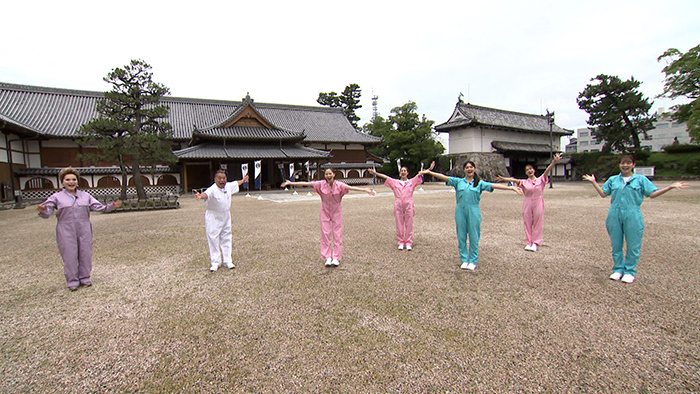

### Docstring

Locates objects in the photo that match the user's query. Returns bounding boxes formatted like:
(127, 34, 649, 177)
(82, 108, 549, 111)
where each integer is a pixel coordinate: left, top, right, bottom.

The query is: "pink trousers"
(523, 197, 544, 246)
(320, 211, 343, 260)
(394, 202, 415, 246)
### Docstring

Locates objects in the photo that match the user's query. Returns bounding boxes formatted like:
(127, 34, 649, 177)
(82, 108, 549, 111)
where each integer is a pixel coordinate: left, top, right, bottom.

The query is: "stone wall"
(448, 152, 508, 182)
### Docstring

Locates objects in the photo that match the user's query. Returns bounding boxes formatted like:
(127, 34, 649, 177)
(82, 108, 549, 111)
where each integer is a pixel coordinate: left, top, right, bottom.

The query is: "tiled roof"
(194, 126, 304, 141)
(0, 82, 381, 145)
(436, 103, 573, 136)
(491, 140, 554, 153)
(173, 143, 331, 160)
(16, 165, 179, 176)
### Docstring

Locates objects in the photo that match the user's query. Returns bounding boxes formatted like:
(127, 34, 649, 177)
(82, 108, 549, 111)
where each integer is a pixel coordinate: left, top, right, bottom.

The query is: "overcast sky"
(2, 0, 698, 147)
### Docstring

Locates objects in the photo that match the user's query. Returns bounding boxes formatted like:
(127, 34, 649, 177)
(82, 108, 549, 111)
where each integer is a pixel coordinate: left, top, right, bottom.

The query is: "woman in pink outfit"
(281, 169, 375, 267)
(368, 161, 433, 250)
(496, 153, 561, 252)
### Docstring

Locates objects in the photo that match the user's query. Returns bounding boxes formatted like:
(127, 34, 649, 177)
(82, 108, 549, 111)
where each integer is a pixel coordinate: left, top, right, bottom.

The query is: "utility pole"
(546, 110, 555, 189)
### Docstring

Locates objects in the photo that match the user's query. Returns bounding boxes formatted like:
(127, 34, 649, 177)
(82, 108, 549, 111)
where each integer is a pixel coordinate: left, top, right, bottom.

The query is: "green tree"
(577, 74, 654, 153)
(658, 44, 700, 142)
(78, 59, 176, 201)
(364, 101, 444, 176)
(317, 83, 362, 128)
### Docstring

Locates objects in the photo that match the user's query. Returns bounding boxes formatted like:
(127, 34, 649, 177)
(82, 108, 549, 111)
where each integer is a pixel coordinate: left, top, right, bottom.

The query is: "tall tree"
(364, 101, 444, 176)
(317, 83, 362, 128)
(78, 59, 176, 201)
(658, 44, 700, 142)
(577, 74, 654, 153)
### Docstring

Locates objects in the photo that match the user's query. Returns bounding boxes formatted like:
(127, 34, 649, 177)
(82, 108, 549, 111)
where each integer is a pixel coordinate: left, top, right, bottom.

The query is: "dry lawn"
(1, 181, 699, 393)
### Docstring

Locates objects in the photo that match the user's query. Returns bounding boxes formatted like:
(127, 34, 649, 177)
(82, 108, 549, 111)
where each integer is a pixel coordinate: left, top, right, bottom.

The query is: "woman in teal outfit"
(583, 155, 688, 284)
(421, 161, 522, 271)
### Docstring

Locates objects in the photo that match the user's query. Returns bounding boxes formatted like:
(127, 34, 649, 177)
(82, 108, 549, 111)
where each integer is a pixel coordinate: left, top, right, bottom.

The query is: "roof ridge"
(1, 81, 343, 113)
(0, 82, 104, 98)
(460, 103, 550, 119)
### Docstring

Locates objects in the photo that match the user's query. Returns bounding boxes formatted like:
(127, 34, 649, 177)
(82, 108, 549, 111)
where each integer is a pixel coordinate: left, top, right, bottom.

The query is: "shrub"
(685, 158, 700, 175)
(663, 143, 700, 154)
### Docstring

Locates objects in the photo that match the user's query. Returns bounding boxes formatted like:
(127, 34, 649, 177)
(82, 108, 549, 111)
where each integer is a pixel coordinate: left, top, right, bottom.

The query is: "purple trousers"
(56, 221, 94, 287)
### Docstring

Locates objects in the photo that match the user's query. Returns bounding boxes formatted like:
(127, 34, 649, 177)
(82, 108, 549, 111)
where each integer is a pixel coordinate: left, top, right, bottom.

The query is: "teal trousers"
(606, 206, 644, 276)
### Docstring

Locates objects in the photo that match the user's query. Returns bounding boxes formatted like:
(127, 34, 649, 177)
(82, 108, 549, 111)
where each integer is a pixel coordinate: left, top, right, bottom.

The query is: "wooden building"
(0, 82, 381, 202)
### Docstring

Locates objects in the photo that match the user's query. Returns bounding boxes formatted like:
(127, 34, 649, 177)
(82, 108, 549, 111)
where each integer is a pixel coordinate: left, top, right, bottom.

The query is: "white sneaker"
(460, 262, 470, 269)
(325, 258, 333, 267)
(524, 244, 533, 251)
(224, 262, 235, 269)
(530, 244, 538, 252)
(406, 245, 413, 251)
(621, 274, 635, 283)
(331, 259, 340, 266)
(466, 263, 476, 270)
(398, 244, 405, 250)
(609, 272, 623, 281)
(209, 265, 218, 272)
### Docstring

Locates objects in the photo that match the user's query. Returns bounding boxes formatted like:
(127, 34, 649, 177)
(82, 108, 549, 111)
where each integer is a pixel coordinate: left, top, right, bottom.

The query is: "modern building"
(0, 82, 381, 202)
(435, 101, 574, 179)
(573, 108, 691, 153)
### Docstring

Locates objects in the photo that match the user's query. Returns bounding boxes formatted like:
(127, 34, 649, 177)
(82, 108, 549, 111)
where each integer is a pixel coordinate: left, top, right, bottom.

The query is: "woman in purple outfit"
(37, 168, 122, 291)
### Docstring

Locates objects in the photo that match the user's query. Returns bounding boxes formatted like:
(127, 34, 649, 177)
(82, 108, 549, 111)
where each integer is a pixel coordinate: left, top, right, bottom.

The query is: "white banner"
(254, 160, 262, 178)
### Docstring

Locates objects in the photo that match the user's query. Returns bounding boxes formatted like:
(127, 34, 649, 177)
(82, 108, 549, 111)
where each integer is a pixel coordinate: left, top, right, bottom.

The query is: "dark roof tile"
(0, 82, 382, 145)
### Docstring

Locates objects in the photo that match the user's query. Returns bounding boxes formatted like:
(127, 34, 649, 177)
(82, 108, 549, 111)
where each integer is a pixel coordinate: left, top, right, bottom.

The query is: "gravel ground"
(1, 181, 698, 393)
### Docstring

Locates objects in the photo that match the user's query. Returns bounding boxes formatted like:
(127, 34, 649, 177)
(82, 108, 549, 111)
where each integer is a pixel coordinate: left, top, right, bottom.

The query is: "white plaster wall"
(449, 127, 559, 154)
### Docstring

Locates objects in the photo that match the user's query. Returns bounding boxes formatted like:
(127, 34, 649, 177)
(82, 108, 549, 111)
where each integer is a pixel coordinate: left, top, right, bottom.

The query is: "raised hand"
(671, 181, 690, 190)
(582, 174, 596, 183)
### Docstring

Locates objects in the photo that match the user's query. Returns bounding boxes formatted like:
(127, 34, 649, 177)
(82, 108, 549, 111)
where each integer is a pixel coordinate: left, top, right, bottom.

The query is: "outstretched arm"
(582, 174, 607, 198)
(367, 168, 389, 180)
(194, 190, 208, 200)
(542, 152, 562, 179)
(419, 169, 449, 182)
(346, 185, 376, 196)
(495, 175, 521, 184)
(491, 183, 524, 195)
(649, 182, 690, 198)
(236, 175, 250, 186)
(281, 180, 315, 188)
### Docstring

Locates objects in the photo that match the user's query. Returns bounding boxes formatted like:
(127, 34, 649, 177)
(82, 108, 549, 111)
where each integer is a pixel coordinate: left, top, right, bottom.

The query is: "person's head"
(619, 155, 636, 175)
(214, 170, 228, 188)
(525, 164, 536, 178)
(463, 161, 476, 175)
(324, 168, 336, 182)
(463, 161, 481, 186)
(59, 167, 80, 191)
(399, 166, 409, 180)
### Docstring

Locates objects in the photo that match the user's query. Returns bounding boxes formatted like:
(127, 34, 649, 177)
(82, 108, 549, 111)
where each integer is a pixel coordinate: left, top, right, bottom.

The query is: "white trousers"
(205, 210, 232, 268)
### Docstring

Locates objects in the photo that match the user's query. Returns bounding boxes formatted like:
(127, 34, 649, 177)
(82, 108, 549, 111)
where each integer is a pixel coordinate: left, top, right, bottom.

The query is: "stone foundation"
(448, 153, 508, 182)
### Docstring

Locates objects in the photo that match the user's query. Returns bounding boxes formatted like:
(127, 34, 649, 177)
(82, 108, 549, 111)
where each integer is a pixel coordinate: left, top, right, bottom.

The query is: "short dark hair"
(620, 155, 636, 164)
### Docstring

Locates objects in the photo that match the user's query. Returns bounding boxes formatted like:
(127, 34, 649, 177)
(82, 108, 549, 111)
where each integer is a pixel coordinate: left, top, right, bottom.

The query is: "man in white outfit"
(194, 170, 249, 271)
